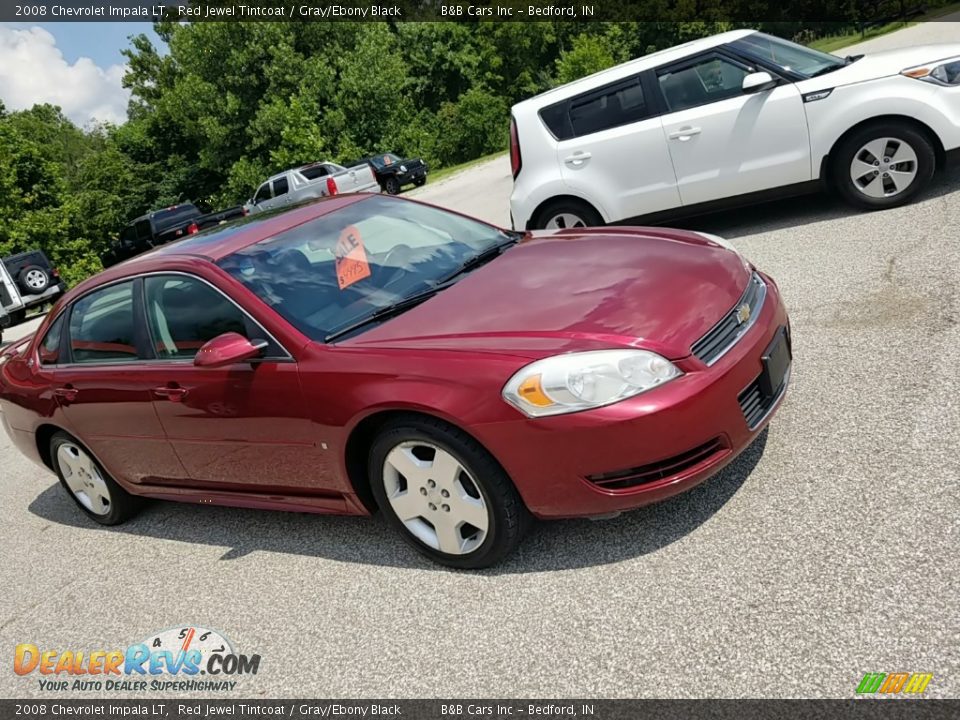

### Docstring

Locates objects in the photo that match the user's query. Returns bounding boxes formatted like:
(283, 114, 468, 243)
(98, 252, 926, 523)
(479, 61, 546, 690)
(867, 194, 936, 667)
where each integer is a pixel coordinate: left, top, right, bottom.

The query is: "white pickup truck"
(246, 161, 379, 214)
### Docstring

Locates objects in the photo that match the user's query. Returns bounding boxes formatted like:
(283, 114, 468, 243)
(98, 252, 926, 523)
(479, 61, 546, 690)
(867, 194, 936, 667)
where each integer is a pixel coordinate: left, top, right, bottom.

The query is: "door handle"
(152, 385, 188, 402)
(668, 126, 702, 141)
(564, 152, 592, 167)
(54, 385, 78, 402)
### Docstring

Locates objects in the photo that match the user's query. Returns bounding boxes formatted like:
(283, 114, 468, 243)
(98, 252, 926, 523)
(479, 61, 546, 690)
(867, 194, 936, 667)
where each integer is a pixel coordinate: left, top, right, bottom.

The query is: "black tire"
(532, 198, 603, 230)
(368, 415, 532, 569)
(413, 177, 427, 187)
(384, 176, 401, 195)
(832, 121, 936, 210)
(49, 431, 143, 525)
(18, 265, 50, 294)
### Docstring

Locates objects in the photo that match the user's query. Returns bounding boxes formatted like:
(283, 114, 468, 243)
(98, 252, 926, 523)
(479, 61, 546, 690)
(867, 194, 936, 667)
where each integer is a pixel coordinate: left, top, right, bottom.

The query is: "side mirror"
(194, 332, 266, 368)
(742, 71, 777, 94)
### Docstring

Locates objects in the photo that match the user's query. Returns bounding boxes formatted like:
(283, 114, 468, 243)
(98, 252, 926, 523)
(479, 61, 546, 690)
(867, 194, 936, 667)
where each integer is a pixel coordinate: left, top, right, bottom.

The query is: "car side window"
(119, 226, 137, 249)
(38, 313, 65, 365)
(143, 275, 283, 360)
(68, 281, 140, 364)
(134, 219, 152, 244)
(540, 76, 650, 140)
(657, 55, 750, 113)
(253, 183, 272, 204)
(273, 177, 289, 197)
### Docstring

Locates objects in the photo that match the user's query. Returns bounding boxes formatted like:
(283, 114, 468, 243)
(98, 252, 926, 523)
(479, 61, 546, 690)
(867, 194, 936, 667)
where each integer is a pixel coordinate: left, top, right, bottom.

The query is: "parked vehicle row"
(102, 203, 247, 268)
(509, 29, 960, 230)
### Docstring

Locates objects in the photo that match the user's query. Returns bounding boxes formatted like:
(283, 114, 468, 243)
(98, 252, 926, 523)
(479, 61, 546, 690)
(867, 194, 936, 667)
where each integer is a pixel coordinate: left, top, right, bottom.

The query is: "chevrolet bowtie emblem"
(735, 303, 751, 325)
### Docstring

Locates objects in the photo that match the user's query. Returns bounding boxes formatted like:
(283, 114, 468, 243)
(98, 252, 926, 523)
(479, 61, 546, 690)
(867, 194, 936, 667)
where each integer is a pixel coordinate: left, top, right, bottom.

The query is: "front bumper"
(473, 274, 791, 519)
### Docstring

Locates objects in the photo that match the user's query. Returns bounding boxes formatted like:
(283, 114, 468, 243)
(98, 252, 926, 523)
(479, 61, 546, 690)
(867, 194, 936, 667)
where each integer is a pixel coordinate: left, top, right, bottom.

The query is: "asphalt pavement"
(1, 23, 959, 700)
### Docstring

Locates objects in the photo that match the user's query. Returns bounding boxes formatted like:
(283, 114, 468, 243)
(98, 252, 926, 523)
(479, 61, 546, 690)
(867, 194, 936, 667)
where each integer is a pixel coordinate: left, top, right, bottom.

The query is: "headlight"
(902, 57, 960, 86)
(502, 350, 681, 418)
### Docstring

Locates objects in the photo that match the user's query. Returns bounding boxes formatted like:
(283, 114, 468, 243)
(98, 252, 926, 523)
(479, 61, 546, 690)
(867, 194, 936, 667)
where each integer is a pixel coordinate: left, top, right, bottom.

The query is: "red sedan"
(0, 195, 790, 568)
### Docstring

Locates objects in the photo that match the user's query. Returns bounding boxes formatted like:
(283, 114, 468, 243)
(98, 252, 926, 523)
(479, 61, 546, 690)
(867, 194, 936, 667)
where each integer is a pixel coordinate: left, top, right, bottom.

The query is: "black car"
(358, 153, 429, 195)
(1, 249, 67, 328)
(102, 203, 247, 267)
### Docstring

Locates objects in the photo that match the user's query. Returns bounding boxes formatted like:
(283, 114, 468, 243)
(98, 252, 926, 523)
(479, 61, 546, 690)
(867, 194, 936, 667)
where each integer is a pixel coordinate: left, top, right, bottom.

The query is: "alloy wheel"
(849, 137, 918, 199)
(382, 441, 489, 555)
(57, 443, 112, 516)
(24, 270, 47, 290)
(545, 212, 587, 229)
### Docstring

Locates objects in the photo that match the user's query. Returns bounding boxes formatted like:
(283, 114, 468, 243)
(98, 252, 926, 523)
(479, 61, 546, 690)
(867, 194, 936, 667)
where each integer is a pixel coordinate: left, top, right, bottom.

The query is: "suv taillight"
(326, 177, 338, 195)
(510, 117, 522, 180)
(187, 222, 199, 234)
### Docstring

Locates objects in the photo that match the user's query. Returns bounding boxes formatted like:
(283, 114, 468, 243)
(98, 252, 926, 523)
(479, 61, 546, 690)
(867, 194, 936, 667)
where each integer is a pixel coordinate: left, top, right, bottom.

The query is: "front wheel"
(833, 122, 935, 210)
(50, 432, 143, 525)
(369, 416, 531, 569)
(413, 177, 427, 187)
(532, 198, 603, 230)
(384, 177, 401, 195)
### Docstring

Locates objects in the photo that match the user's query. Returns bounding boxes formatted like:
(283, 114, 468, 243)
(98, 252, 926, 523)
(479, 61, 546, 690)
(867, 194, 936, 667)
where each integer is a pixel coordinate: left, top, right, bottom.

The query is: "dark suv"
(1, 249, 66, 328)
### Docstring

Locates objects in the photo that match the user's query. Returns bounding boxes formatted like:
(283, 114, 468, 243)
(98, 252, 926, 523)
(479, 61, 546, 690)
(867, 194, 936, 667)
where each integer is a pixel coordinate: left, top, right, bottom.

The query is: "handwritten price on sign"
(335, 225, 371, 290)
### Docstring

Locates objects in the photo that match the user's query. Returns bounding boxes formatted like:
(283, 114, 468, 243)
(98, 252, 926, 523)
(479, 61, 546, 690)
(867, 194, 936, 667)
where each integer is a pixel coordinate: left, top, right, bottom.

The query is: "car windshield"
(730, 32, 845, 78)
(371, 153, 402, 169)
(217, 195, 516, 342)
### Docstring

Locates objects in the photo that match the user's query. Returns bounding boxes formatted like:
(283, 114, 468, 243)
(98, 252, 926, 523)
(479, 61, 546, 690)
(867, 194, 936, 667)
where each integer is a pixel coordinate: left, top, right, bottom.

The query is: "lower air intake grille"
(738, 372, 788, 429)
(585, 438, 728, 491)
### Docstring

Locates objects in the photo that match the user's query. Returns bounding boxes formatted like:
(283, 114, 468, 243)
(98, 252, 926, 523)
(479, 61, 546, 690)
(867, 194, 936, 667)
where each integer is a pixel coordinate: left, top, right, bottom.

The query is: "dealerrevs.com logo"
(14, 626, 260, 692)
(856, 672, 933, 696)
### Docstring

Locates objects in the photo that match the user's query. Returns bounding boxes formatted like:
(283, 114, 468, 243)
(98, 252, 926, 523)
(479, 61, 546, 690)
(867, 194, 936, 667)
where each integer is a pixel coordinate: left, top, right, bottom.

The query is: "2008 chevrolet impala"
(0, 195, 791, 568)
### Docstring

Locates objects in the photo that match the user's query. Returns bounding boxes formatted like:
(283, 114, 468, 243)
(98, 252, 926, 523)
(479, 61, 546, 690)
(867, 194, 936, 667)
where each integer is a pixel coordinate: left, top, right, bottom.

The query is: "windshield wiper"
(435, 235, 521, 285)
(324, 285, 449, 343)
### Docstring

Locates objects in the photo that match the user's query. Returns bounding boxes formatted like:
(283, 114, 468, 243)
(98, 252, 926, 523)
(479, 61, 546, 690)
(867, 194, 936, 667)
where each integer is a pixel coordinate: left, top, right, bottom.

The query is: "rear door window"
(541, 76, 651, 140)
(68, 281, 140, 364)
(272, 177, 290, 197)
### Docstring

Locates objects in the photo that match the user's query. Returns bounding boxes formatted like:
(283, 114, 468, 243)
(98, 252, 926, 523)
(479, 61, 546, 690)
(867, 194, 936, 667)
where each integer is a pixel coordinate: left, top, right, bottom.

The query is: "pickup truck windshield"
(217, 195, 512, 341)
(730, 32, 844, 78)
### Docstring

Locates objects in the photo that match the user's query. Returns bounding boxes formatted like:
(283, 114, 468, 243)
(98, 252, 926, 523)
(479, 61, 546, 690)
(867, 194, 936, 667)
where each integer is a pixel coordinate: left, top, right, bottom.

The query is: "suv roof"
(513, 29, 755, 111)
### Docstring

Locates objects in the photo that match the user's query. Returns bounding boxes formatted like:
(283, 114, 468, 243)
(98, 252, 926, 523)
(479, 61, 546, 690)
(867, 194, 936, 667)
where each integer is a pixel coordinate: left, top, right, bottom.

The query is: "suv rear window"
(540, 76, 650, 140)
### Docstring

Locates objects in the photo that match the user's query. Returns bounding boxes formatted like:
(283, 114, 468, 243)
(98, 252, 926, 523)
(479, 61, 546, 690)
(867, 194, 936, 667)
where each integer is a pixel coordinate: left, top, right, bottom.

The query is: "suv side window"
(657, 55, 751, 114)
(540, 76, 650, 140)
(253, 183, 272, 204)
(68, 281, 139, 364)
(143, 275, 283, 360)
(119, 226, 137, 249)
(38, 313, 65, 365)
(134, 219, 153, 246)
(272, 177, 290, 197)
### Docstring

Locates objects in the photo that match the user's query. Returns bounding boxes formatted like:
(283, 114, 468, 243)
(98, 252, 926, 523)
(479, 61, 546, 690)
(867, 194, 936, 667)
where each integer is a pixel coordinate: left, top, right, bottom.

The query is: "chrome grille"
(691, 273, 766, 365)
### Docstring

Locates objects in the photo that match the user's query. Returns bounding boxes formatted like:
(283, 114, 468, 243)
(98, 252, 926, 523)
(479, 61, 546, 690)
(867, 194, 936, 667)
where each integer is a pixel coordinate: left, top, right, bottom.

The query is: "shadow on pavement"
(27, 430, 768, 575)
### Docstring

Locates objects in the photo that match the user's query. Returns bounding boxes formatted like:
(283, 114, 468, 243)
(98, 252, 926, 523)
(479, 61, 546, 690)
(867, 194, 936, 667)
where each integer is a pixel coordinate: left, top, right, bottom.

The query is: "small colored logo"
(856, 672, 933, 695)
(14, 626, 260, 693)
(735, 303, 751, 325)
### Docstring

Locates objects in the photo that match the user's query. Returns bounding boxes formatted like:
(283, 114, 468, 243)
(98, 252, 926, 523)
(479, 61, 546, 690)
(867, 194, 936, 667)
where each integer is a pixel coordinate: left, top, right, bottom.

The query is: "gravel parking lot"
(2, 23, 959, 700)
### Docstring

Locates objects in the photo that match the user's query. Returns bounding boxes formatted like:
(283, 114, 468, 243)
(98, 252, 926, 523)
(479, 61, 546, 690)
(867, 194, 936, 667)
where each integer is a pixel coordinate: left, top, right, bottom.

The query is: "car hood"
(345, 228, 752, 360)
(800, 43, 960, 91)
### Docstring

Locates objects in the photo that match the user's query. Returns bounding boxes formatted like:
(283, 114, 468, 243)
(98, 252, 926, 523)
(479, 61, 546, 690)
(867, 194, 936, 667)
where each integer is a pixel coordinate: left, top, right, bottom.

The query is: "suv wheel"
(384, 177, 401, 195)
(533, 199, 603, 230)
(834, 122, 935, 210)
(19, 265, 50, 294)
(369, 416, 531, 569)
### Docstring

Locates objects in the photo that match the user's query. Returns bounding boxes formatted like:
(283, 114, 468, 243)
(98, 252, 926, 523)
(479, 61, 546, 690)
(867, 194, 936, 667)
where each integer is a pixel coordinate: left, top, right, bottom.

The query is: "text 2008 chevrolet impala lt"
(0, 195, 791, 568)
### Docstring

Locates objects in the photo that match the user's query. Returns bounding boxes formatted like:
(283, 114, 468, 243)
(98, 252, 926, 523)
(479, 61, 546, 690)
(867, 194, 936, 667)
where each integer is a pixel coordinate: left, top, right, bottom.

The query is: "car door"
(52, 279, 187, 484)
(139, 273, 336, 493)
(251, 181, 275, 212)
(553, 74, 681, 221)
(655, 51, 811, 206)
(270, 176, 291, 207)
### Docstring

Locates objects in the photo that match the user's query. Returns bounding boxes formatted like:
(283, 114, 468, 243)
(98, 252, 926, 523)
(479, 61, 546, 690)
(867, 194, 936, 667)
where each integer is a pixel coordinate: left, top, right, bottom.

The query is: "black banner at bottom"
(3, 700, 960, 720)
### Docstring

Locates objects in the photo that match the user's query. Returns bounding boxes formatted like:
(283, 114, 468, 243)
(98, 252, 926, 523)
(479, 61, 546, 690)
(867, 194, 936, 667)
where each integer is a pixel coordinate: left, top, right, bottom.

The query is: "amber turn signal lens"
(901, 67, 930, 78)
(516, 374, 552, 407)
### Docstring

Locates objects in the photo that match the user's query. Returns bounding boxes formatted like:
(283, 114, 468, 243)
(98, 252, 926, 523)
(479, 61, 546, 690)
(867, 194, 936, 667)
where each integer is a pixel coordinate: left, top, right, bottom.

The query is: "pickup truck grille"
(691, 273, 766, 366)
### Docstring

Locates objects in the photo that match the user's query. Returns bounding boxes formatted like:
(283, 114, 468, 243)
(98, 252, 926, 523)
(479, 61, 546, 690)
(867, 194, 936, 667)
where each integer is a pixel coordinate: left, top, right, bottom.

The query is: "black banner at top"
(4, 0, 959, 22)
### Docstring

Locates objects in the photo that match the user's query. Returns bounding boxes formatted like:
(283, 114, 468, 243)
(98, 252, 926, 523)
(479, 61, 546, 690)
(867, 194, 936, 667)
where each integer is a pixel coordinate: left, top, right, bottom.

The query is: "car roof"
(513, 29, 756, 110)
(71, 195, 370, 297)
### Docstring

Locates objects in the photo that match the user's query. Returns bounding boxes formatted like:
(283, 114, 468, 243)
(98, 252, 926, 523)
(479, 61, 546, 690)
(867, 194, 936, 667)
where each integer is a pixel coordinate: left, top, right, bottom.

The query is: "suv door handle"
(54, 385, 78, 402)
(668, 126, 701, 141)
(152, 385, 188, 402)
(564, 152, 592, 167)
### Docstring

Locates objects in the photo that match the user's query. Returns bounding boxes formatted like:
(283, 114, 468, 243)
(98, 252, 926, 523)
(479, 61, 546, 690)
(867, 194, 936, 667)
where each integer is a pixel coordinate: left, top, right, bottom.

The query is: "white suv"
(509, 29, 960, 230)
